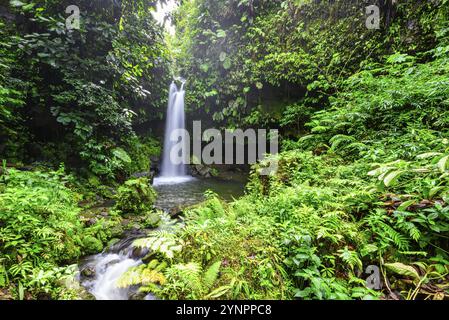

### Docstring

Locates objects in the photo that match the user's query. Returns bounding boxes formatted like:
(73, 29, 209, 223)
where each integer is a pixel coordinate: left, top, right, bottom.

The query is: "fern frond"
(203, 261, 221, 290)
(134, 233, 183, 259)
(117, 264, 166, 288)
(171, 263, 203, 292)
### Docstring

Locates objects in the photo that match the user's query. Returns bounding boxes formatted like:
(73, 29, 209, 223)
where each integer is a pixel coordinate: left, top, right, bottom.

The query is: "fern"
(163, 261, 223, 299)
(365, 210, 410, 251)
(338, 247, 363, 271)
(117, 262, 167, 288)
(133, 232, 183, 259)
(168, 263, 203, 293)
(203, 261, 221, 290)
(329, 134, 356, 151)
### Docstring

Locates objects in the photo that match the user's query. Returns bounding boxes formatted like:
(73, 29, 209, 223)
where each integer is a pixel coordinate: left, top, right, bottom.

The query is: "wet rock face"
(190, 164, 213, 178)
(129, 291, 149, 301)
(131, 247, 150, 259)
(86, 218, 98, 226)
(150, 156, 160, 174)
(169, 206, 184, 218)
(131, 171, 156, 184)
(81, 266, 96, 278)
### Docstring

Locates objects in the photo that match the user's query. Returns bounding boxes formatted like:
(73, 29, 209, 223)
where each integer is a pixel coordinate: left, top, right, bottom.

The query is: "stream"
(79, 176, 246, 300)
(79, 79, 247, 300)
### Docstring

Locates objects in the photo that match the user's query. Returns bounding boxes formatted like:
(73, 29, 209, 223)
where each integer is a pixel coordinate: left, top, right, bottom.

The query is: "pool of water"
(153, 176, 247, 212)
(80, 175, 247, 300)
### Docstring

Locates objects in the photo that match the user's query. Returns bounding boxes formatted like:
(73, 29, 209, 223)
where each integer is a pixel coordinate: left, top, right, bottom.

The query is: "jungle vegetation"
(1, 0, 449, 300)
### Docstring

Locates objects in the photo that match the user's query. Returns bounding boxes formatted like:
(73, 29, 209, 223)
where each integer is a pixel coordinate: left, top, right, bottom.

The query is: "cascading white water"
(156, 80, 194, 186)
(161, 81, 187, 177)
(81, 239, 143, 300)
(88, 254, 141, 300)
(80, 81, 199, 300)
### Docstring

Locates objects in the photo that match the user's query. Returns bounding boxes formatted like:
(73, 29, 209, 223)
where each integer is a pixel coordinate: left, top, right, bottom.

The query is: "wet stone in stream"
(79, 176, 246, 300)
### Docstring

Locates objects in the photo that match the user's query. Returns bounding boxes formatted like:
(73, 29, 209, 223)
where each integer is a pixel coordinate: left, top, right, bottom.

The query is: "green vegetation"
(0, 0, 168, 181)
(1, 0, 449, 301)
(115, 177, 158, 215)
(0, 166, 122, 299)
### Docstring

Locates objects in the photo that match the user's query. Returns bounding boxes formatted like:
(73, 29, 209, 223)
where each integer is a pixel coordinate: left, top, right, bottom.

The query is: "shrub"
(0, 167, 84, 298)
(115, 178, 157, 215)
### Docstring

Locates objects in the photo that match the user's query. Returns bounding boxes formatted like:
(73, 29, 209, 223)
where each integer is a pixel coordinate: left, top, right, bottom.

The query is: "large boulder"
(191, 164, 214, 178)
(131, 171, 155, 185)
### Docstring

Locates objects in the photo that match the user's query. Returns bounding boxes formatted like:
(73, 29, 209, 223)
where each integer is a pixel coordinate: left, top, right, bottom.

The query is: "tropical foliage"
(1, 0, 449, 301)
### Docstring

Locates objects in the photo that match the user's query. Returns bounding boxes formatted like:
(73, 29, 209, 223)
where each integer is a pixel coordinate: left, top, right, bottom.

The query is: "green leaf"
(112, 148, 132, 164)
(219, 52, 227, 62)
(10, 0, 25, 7)
(416, 152, 442, 160)
(437, 155, 449, 173)
(383, 170, 405, 187)
(396, 200, 416, 212)
(384, 262, 420, 282)
(216, 30, 226, 38)
(223, 58, 231, 70)
(200, 64, 210, 72)
(203, 261, 221, 289)
(18, 281, 24, 300)
(206, 285, 231, 298)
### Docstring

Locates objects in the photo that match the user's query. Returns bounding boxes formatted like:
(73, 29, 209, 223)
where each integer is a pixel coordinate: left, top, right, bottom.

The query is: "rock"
(37, 293, 52, 300)
(100, 211, 109, 217)
(82, 236, 104, 254)
(149, 171, 156, 184)
(169, 206, 183, 217)
(110, 224, 124, 237)
(81, 266, 96, 278)
(129, 291, 149, 301)
(0, 289, 13, 301)
(131, 247, 150, 259)
(199, 167, 211, 177)
(131, 171, 155, 184)
(107, 238, 121, 248)
(58, 269, 95, 300)
(150, 156, 160, 173)
(86, 218, 97, 226)
(78, 290, 96, 301)
(132, 223, 142, 231)
(191, 164, 213, 178)
(105, 259, 121, 269)
(142, 251, 157, 264)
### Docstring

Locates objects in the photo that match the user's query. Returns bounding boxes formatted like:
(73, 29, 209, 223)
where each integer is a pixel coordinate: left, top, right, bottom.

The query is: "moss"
(115, 178, 157, 215)
(82, 235, 104, 254)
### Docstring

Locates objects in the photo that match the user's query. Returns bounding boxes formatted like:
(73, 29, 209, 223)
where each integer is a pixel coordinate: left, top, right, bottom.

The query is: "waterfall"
(156, 80, 193, 185)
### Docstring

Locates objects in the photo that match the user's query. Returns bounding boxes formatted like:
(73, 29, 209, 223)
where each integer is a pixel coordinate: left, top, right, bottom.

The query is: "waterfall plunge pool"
(79, 78, 248, 300)
(79, 175, 247, 300)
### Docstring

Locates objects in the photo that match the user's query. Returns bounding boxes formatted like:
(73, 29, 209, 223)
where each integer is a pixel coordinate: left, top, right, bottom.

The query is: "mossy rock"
(107, 238, 121, 248)
(82, 235, 104, 254)
(115, 177, 157, 215)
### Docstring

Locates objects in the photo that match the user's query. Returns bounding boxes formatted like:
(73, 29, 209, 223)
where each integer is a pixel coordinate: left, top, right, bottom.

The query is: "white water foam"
(153, 176, 195, 186)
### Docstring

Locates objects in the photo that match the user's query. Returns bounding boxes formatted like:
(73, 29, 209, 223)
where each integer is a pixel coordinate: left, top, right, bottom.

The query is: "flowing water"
(81, 239, 142, 300)
(160, 80, 188, 178)
(79, 81, 246, 300)
(80, 177, 246, 300)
